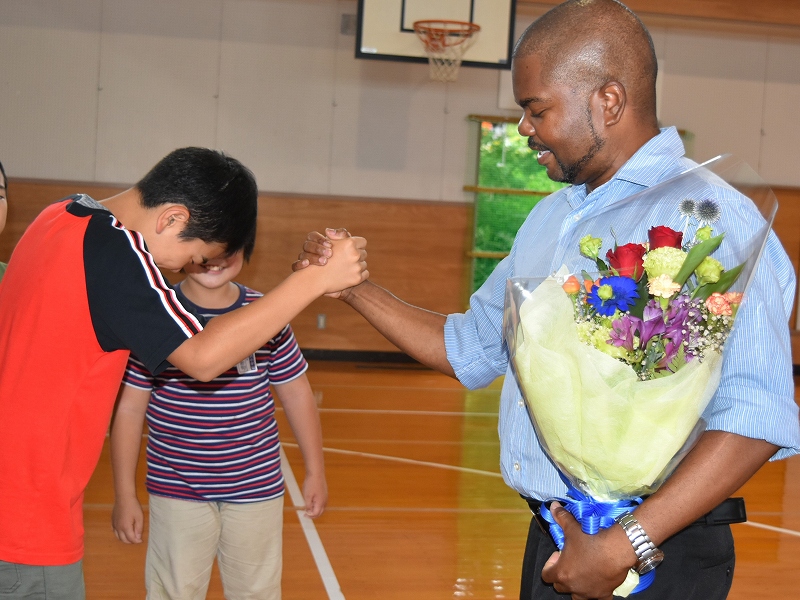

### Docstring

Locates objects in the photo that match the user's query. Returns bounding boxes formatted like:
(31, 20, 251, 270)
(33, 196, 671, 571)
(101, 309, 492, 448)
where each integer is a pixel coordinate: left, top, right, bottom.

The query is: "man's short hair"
(136, 147, 258, 260)
(513, 0, 657, 116)
(0, 160, 6, 189)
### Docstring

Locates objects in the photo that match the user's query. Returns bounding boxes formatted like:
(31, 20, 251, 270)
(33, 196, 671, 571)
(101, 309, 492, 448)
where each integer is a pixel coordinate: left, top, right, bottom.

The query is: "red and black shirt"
(0, 195, 203, 565)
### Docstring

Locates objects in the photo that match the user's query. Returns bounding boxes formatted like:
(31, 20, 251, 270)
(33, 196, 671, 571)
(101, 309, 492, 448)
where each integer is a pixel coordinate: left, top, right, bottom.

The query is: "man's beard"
(556, 129, 604, 184)
(528, 113, 606, 184)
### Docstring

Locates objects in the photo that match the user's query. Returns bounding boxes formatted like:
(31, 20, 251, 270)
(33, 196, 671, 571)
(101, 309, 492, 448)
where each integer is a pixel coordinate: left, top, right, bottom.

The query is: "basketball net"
(413, 20, 481, 82)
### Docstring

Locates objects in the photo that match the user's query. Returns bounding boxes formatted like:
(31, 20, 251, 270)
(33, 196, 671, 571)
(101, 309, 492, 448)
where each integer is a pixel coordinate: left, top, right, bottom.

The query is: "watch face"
(636, 549, 665, 574)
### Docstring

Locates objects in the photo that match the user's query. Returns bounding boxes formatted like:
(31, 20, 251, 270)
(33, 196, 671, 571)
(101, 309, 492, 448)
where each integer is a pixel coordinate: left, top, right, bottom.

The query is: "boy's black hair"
(136, 148, 257, 260)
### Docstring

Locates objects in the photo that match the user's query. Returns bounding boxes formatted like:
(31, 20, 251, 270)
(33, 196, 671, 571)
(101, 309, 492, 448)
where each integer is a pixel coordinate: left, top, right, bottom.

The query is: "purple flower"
(639, 301, 667, 347)
(610, 314, 641, 352)
(658, 295, 704, 369)
(657, 336, 683, 370)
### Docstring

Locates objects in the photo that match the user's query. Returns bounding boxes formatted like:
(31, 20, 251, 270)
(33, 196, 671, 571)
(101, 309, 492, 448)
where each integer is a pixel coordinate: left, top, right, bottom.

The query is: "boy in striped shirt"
(110, 247, 325, 599)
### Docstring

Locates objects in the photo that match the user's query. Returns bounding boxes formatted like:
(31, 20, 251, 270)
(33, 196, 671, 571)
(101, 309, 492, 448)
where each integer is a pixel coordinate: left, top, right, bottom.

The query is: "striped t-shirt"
(123, 283, 308, 503)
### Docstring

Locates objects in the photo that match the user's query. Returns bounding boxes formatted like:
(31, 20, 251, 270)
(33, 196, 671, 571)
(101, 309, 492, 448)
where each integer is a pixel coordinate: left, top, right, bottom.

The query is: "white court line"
(742, 520, 800, 538)
(284, 442, 503, 478)
(280, 447, 345, 600)
(318, 408, 498, 417)
(281, 443, 800, 538)
(322, 438, 498, 446)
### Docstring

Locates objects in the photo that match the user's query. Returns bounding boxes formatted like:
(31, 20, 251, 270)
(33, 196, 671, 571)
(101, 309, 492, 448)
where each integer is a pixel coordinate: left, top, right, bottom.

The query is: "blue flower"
(587, 276, 640, 316)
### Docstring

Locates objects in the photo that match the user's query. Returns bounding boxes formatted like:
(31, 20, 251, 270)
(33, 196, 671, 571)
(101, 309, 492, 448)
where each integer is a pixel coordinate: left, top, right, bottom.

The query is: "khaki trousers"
(146, 494, 283, 600)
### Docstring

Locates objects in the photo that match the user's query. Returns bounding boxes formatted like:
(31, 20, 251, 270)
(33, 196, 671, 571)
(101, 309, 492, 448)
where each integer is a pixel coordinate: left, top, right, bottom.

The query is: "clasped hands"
(540, 501, 637, 600)
(293, 228, 367, 298)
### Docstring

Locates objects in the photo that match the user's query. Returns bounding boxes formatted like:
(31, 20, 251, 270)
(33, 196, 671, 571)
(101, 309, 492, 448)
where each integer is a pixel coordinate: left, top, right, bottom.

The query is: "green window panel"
(470, 120, 567, 292)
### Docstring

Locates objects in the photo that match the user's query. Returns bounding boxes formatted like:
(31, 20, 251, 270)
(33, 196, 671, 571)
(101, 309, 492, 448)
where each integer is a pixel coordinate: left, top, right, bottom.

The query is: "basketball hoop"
(413, 20, 481, 82)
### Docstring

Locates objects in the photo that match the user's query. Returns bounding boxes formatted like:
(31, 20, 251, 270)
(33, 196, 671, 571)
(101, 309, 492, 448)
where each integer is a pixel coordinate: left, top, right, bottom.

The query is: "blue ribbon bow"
(538, 475, 656, 594)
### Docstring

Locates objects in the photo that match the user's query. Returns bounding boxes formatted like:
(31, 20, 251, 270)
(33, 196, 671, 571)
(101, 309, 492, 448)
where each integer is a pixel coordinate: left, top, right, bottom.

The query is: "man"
(0, 147, 367, 599)
(296, 1, 800, 599)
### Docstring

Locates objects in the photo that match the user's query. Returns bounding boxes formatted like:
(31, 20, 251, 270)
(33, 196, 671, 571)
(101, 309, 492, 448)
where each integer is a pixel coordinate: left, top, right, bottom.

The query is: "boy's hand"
(314, 233, 368, 297)
(303, 473, 328, 519)
(112, 496, 145, 544)
(293, 228, 367, 299)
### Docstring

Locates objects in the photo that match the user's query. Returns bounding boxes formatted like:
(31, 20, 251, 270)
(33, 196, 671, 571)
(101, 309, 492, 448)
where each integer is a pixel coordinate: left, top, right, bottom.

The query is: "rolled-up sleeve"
(706, 232, 800, 460)
(445, 252, 515, 390)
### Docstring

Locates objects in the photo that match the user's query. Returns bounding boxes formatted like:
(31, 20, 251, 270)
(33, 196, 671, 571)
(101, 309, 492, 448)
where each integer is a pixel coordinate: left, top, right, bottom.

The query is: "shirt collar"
(613, 126, 686, 187)
(564, 126, 686, 209)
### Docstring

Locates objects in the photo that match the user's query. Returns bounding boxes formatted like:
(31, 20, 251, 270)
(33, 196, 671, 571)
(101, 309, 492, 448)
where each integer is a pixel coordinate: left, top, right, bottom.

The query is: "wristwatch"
(614, 511, 665, 574)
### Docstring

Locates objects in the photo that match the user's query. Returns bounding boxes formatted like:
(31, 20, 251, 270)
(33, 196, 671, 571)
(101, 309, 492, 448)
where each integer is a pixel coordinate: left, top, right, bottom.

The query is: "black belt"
(522, 496, 747, 529)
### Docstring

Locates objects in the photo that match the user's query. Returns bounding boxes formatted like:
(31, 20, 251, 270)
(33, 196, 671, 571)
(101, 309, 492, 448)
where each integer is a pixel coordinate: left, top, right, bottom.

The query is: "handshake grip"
(294, 229, 368, 296)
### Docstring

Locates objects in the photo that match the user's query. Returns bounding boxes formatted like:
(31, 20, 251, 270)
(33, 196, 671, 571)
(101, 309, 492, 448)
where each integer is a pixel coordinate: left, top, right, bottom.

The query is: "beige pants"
(145, 494, 283, 600)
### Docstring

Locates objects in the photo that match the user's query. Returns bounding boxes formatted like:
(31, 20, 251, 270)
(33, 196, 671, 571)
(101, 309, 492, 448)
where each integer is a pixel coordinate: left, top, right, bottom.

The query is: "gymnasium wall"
(1, 0, 800, 197)
(2, 180, 798, 352)
(2, 0, 800, 351)
(0, 179, 472, 352)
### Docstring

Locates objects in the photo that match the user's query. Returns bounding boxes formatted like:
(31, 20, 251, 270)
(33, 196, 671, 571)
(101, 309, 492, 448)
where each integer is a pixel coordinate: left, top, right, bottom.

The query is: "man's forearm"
(342, 281, 455, 377)
(540, 430, 781, 598)
(636, 430, 778, 546)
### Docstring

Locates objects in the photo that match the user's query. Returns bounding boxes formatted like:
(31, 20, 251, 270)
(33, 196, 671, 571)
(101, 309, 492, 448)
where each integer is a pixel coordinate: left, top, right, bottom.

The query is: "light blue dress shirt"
(445, 127, 800, 501)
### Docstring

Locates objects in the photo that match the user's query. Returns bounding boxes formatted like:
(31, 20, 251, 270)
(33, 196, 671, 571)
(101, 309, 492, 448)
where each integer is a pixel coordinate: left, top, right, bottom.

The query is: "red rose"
(606, 243, 646, 281)
(648, 225, 683, 250)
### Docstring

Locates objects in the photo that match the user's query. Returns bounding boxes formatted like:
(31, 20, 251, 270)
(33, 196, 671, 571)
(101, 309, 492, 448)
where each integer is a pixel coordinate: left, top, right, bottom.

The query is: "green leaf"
(595, 258, 609, 273)
(653, 345, 687, 378)
(668, 345, 688, 372)
(628, 274, 650, 319)
(674, 234, 725, 286)
(692, 264, 745, 301)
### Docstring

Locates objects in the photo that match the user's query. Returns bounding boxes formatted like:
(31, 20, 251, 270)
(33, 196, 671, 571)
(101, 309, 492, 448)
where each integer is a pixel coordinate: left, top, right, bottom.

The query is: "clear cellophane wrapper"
(502, 154, 776, 502)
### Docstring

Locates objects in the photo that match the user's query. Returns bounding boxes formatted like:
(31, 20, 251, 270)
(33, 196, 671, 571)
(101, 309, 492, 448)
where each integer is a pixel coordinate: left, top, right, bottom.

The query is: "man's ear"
(597, 80, 626, 127)
(155, 205, 190, 235)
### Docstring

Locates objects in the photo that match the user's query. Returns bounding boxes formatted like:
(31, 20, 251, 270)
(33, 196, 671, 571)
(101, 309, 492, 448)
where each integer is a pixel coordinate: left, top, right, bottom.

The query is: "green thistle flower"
(694, 199, 721, 225)
(678, 199, 696, 217)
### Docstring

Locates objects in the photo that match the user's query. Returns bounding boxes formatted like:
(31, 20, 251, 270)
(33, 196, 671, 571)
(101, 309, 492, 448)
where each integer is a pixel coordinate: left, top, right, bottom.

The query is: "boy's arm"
(110, 383, 151, 544)
(168, 237, 368, 382)
(274, 374, 327, 518)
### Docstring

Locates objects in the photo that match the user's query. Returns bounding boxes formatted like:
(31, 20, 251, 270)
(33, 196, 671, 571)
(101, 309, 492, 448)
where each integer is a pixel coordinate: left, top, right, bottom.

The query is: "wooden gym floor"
(83, 361, 800, 599)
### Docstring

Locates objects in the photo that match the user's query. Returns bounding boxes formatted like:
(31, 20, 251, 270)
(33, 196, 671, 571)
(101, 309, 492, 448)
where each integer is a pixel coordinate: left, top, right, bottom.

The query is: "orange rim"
(413, 20, 481, 50)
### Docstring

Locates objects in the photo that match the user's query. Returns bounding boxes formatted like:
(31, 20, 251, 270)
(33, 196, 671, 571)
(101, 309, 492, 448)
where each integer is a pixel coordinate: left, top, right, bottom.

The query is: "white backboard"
(356, 0, 516, 68)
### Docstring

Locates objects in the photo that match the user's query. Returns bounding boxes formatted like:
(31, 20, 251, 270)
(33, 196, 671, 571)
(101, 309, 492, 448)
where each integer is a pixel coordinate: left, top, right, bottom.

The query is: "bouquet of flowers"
(503, 155, 777, 595)
(571, 214, 742, 383)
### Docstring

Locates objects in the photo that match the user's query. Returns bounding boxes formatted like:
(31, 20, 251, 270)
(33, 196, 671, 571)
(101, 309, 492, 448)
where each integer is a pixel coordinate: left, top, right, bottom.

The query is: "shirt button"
(573, 214, 581, 222)
(518, 399, 525, 407)
(514, 462, 521, 471)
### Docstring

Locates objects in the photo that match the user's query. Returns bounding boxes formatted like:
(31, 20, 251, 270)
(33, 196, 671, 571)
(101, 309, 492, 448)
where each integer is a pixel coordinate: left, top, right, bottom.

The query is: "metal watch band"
(615, 511, 665, 575)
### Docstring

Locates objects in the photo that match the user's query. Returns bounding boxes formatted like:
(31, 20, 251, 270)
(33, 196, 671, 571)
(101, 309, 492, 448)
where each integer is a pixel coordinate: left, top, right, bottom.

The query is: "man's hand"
(292, 228, 350, 269)
(292, 228, 364, 299)
(540, 502, 634, 600)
